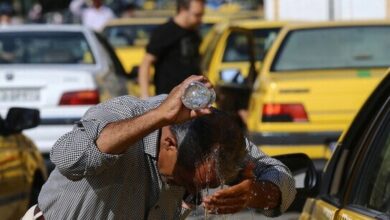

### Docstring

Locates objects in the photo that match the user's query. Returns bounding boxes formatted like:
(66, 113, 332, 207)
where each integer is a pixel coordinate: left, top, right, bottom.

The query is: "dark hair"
(170, 109, 247, 182)
(176, 0, 205, 13)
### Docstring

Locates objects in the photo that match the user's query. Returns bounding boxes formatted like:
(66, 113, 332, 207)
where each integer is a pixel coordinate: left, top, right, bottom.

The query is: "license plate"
(0, 88, 40, 102)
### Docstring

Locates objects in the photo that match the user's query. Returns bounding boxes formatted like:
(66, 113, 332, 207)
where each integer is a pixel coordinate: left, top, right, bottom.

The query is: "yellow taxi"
(300, 70, 390, 219)
(0, 107, 47, 219)
(246, 21, 390, 169)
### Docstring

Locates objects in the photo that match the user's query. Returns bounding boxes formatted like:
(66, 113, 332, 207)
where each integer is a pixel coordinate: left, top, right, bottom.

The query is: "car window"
(222, 32, 251, 62)
(252, 28, 280, 60)
(351, 101, 390, 215)
(201, 31, 222, 72)
(272, 26, 390, 71)
(103, 24, 158, 47)
(0, 32, 95, 64)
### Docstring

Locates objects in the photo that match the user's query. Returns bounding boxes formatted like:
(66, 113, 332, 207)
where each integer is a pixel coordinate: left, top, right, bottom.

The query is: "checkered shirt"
(37, 95, 296, 219)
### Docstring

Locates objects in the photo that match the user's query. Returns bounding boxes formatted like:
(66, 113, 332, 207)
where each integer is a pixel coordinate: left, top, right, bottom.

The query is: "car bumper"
(248, 131, 342, 160)
(248, 131, 342, 145)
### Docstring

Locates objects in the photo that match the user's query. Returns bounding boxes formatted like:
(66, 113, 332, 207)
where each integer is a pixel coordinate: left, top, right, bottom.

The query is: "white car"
(0, 25, 128, 170)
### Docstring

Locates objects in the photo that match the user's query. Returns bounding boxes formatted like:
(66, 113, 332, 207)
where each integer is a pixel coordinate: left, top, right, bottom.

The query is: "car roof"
(0, 24, 91, 32)
(283, 20, 390, 30)
(231, 19, 288, 29)
(105, 17, 169, 26)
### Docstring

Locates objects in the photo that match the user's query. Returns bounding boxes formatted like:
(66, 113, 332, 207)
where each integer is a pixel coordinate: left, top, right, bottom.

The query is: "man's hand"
(202, 162, 281, 214)
(157, 75, 213, 125)
(202, 179, 254, 214)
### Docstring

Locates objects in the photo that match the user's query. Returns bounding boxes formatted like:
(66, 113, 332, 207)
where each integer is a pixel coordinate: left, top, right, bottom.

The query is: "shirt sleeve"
(50, 96, 144, 181)
(69, 0, 85, 16)
(245, 138, 296, 217)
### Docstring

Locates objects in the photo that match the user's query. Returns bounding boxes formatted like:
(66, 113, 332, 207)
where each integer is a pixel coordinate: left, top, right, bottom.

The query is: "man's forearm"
(96, 108, 167, 154)
(138, 57, 152, 98)
(248, 180, 281, 210)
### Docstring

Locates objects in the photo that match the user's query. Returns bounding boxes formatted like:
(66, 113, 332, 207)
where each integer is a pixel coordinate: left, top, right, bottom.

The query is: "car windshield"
(103, 24, 158, 48)
(272, 26, 390, 71)
(0, 31, 95, 65)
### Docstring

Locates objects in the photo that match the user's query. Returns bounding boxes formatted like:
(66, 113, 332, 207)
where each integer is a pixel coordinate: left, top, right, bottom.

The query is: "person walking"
(138, 0, 204, 98)
(70, 0, 115, 32)
(23, 75, 296, 219)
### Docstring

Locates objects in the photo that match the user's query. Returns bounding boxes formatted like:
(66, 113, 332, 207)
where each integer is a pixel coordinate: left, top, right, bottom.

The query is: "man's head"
(91, 0, 103, 8)
(176, 0, 205, 29)
(158, 109, 247, 193)
(0, 3, 13, 25)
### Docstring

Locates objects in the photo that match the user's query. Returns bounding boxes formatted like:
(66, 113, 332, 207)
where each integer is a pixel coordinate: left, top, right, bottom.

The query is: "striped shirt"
(38, 95, 296, 219)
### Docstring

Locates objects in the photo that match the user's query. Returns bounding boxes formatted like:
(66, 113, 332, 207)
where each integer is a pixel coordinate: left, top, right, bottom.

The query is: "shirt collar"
(144, 128, 161, 159)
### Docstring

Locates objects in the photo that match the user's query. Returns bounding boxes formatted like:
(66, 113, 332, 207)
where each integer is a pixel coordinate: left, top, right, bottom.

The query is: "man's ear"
(162, 135, 178, 151)
(161, 126, 178, 151)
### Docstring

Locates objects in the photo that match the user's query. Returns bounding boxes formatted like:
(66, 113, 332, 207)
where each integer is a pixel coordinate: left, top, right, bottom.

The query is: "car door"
(300, 73, 390, 219)
(204, 27, 255, 87)
(337, 96, 390, 219)
(0, 132, 29, 219)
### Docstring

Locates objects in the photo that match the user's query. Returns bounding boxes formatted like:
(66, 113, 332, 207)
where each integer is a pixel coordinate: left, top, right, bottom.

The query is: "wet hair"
(170, 108, 247, 182)
(176, 0, 205, 13)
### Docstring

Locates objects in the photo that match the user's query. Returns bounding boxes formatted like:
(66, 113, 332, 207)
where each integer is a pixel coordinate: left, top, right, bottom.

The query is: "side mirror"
(273, 153, 320, 211)
(5, 107, 40, 134)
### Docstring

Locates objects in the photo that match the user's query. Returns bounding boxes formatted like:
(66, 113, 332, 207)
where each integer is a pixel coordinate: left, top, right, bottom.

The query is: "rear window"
(103, 24, 158, 48)
(272, 26, 390, 71)
(0, 31, 95, 64)
(223, 28, 281, 62)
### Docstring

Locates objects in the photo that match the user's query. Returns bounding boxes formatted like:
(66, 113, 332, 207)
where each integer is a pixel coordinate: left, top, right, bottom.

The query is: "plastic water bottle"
(181, 81, 216, 110)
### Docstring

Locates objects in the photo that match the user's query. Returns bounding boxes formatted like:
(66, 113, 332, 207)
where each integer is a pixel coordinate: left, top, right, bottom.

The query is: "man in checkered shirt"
(25, 75, 296, 220)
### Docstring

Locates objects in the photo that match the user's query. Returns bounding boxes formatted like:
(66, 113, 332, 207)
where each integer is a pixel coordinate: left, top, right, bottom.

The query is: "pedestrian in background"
(0, 2, 16, 26)
(22, 75, 296, 219)
(70, 0, 115, 32)
(138, 0, 204, 98)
